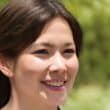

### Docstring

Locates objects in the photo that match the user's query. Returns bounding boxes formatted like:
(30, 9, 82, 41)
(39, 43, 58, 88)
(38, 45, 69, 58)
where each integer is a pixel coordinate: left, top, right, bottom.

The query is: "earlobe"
(0, 56, 14, 78)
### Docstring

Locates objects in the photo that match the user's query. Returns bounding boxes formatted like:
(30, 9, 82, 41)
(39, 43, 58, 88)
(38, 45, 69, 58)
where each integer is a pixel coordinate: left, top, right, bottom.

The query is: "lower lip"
(41, 83, 65, 91)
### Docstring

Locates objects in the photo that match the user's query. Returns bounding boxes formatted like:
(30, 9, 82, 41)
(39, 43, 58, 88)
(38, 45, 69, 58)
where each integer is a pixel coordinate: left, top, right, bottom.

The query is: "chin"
(47, 93, 67, 107)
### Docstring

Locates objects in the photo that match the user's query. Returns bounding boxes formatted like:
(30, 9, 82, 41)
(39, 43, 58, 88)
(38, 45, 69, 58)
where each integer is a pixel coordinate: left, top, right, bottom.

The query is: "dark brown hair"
(0, 0, 83, 108)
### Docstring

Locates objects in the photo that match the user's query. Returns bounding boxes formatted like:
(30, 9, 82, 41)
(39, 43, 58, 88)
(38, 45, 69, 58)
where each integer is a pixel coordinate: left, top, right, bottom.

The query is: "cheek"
(65, 57, 79, 93)
(13, 56, 48, 92)
(17, 56, 47, 74)
(67, 57, 79, 76)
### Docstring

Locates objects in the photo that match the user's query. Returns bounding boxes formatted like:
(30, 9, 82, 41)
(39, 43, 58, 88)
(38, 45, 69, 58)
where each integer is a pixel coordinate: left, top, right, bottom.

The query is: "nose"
(49, 52, 67, 73)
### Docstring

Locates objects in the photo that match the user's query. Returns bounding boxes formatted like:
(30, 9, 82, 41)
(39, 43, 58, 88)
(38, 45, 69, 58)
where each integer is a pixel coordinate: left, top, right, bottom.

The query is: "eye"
(32, 49, 49, 55)
(63, 49, 76, 54)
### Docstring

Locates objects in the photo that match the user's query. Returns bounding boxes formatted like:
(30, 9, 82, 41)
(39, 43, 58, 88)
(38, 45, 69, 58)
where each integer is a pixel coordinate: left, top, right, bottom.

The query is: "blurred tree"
(61, 0, 110, 86)
(0, 0, 8, 7)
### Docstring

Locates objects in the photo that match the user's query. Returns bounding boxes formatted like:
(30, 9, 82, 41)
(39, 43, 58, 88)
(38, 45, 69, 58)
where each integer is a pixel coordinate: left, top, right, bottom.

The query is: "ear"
(0, 56, 14, 78)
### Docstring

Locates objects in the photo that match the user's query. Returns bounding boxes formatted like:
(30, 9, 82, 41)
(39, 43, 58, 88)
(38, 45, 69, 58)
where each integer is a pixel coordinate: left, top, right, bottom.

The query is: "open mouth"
(40, 80, 67, 91)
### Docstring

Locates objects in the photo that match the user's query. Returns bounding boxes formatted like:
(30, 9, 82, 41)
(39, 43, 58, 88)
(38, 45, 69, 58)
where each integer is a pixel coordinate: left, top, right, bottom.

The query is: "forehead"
(34, 16, 75, 46)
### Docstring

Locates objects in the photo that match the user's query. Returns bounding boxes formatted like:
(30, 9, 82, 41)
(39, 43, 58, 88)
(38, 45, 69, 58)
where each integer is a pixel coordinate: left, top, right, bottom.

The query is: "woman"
(0, 0, 83, 110)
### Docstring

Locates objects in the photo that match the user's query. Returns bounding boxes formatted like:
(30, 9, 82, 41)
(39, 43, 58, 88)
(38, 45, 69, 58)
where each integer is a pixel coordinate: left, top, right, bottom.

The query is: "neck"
(2, 88, 58, 110)
(2, 97, 58, 110)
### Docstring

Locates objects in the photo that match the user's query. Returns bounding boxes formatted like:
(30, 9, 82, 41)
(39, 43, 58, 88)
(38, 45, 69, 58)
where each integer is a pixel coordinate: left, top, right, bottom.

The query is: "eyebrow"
(33, 42, 75, 48)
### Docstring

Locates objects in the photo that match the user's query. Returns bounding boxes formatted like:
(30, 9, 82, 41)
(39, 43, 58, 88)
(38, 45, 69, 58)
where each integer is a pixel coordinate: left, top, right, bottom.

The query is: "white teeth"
(46, 81, 64, 87)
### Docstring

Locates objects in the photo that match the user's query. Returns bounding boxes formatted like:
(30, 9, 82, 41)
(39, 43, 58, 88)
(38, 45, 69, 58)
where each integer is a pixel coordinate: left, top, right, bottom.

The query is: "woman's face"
(10, 17, 79, 107)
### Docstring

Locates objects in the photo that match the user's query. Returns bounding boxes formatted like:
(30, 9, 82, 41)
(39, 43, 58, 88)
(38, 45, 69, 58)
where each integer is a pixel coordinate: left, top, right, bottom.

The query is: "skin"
(1, 16, 79, 110)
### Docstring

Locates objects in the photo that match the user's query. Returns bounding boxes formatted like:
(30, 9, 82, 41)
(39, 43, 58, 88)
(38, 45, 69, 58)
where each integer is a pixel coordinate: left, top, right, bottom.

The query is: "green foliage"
(61, 0, 110, 86)
(62, 86, 110, 110)
(0, 0, 8, 7)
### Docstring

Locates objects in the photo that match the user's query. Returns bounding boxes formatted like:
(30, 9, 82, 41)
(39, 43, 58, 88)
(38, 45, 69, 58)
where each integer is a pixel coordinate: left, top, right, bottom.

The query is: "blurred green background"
(62, 0, 110, 110)
(61, 0, 110, 86)
(0, 0, 110, 110)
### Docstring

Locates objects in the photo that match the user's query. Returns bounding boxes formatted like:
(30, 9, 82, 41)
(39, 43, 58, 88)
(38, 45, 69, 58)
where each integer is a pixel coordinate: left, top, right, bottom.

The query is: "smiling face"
(8, 16, 79, 109)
